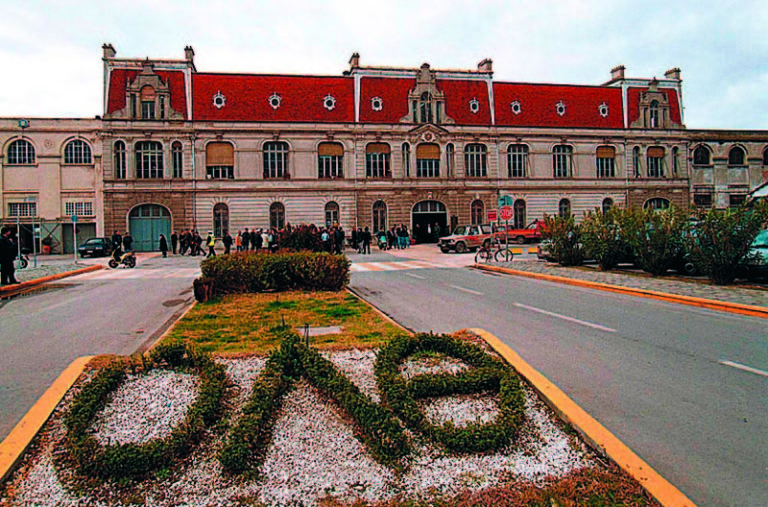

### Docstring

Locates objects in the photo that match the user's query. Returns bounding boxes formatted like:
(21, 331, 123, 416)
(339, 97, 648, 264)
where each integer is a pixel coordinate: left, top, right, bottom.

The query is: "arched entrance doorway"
(412, 200, 447, 244)
(128, 204, 172, 252)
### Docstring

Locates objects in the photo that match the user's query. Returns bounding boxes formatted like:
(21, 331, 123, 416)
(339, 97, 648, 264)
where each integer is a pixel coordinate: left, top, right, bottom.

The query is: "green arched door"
(128, 204, 172, 252)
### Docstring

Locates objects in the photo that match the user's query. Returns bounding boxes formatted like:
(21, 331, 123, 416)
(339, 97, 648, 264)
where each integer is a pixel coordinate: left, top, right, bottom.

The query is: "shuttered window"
(206, 142, 234, 179)
(647, 146, 665, 158)
(416, 143, 440, 177)
(647, 146, 665, 178)
(596, 145, 616, 178)
(318, 142, 343, 179)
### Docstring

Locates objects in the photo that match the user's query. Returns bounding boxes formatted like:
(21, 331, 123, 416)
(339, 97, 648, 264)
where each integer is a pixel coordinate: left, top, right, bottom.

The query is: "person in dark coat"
(159, 234, 168, 258)
(0, 227, 20, 285)
(242, 228, 251, 251)
(222, 230, 233, 255)
(170, 231, 178, 255)
(362, 226, 372, 255)
(111, 230, 122, 251)
(122, 231, 133, 252)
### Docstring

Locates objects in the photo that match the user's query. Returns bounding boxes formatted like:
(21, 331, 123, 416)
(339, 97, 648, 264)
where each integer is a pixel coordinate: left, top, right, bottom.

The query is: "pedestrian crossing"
(350, 260, 453, 272)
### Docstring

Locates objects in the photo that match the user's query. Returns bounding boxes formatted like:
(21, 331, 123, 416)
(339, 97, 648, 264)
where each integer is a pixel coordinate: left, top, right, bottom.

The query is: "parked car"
(439, 224, 493, 253)
(739, 229, 768, 280)
(77, 237, 114, 258)
(536, 240, 555, 262)
(494, 219, 547, 244)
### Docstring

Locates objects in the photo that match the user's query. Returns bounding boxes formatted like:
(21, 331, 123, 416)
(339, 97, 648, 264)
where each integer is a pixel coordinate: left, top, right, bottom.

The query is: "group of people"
(232, 227, 279, 253)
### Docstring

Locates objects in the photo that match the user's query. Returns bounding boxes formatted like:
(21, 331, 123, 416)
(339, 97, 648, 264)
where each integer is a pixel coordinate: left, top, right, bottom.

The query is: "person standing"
(223, 230, 233, 255)
(123, 231, 133, 252)
(253, 229, 263, 250)
(171, 231, 178, 255)
(235, 230, 243, 252)
(362, 226, 372, 255)
(242, 228, 251, 252)
(159, 234, 168, 258)
(111, 230, 122, 251)
(0, 227, 20, 285)
(206, 232, 216, 258)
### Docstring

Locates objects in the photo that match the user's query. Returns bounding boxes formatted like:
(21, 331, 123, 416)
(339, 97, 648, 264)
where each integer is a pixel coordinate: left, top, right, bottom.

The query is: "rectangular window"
(465, 146, 487, 178)
(729, 194, 746, 207)
(65, 201, 94, 216)
(8, 202, 37, 217)
(366, 152, 391, 178)
(130, 94, 137, 118)
(173, 149, 183, 178)
(159, 96, 166, 119)
(553, 148, 572, 178)
(318, 155, 343, 178)
(693, 194, 712, 207)
(417, 159, 440, 178)
(141, 101, 155, 119)
(647, 157, 664, 178)
(263, 144, 288, 179)
(508, 147, 527, 178)
(206, 166, 234, 179)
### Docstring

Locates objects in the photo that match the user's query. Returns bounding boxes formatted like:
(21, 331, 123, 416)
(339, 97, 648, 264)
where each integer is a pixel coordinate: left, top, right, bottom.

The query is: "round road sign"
(499, 206, 514, 221)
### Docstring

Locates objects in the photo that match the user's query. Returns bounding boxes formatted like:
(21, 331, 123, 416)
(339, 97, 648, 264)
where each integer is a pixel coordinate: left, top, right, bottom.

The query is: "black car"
(78, 237, 114, 257)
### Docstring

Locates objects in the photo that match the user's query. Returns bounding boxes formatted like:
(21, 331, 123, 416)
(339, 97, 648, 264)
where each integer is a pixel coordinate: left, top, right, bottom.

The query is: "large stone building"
(2, 44, 767, 252)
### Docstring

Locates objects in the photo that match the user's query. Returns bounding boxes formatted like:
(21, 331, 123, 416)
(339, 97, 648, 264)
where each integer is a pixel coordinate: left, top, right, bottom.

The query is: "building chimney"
(349, 52, 360, 70)
(477, 58, 493, 74)
(610, 64, 625, 81)
(102, 43, 116, 59)
(664, 67, 681, 81)
(184, 46, 195, 62)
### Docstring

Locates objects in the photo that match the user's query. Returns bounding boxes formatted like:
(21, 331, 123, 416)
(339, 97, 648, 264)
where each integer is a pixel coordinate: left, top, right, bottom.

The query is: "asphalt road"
(0, 254, 201, 441)
(350, 255, 768, 507)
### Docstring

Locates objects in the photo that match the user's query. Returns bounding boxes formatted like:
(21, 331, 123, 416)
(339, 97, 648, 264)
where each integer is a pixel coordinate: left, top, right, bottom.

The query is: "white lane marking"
(719, 360, 768, 378)
(514, 303, 617, 332)
(449, 285, 484, 295)
(405, 273, 425, 279)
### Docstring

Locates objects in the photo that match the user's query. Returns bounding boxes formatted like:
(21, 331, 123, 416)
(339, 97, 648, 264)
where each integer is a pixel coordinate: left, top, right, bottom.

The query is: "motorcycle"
(108, 249, 136, 269)
(15, 251, 30, 269)
(376, 231, 389, 250)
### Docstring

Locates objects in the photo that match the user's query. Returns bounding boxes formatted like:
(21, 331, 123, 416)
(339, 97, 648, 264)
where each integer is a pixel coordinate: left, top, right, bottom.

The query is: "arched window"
(172, 141, 183, 178)
(135, 140, 164, 179)
(372, 200, 387, 232)
(465, 144, 487, 178)
(553, 145, 573, 178)
(728, 146, 746, 166)
(446, 143, 455, 178)
(558, 198, 571, 218)
(647, 146, 665, 178)
(114, 140, 126, 179)
(693, 145, 711, 166)
(649, 100, 660, 128)
(366, 143, 391, 178)
(596, 145, 616, 178)
(213, 203, 229, 238)
(470, 199, 484, 225)
(513, 199, 526, 229)
(602, 198, 614, 213)
(64, 140, 92, 164)
(140, 85, 156, 119)
(318, 142, 344, 179)
(325, 201, 339, 228)
(416, 143, 440, 178)
(401, 143, 410, 177)
(632, 146, 641, 177)
(264, 141, 289, 179)
(206, 142, 234, 179)
(644, 197, 670, 211)
(270, 202, 285, 229)
(7, 139, 35, 165)
(507, 144, 528, 178)
(419, 92, 433, 123)
(671, 147, 680, 176)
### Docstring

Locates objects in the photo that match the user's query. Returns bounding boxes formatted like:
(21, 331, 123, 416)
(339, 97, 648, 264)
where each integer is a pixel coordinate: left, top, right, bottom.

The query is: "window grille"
(65, 201, 94, 216)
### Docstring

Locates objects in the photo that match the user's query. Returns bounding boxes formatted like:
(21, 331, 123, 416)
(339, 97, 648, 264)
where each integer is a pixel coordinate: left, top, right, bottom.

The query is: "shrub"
(687, 201, 768, 285)
(64, 341, 228, 481)
(541, 215, 585, 266)
(579, 207, 633, 271)
(374, 333, 526, 454)
(622, 205, 689, 276)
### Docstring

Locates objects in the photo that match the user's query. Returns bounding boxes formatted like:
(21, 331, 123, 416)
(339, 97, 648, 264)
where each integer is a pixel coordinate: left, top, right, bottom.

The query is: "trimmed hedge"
(375, 333, 526, 454)
(195, 251, 350, 301)
(219, 332, 410, 474)
(64, 341, 228, 480)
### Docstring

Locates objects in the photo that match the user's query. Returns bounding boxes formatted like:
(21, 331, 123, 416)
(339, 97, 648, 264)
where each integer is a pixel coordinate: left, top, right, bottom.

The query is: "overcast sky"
(1, 0, 765, 130)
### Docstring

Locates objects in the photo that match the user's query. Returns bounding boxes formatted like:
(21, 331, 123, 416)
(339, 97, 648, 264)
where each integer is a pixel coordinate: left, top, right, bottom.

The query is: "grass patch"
(164, 291, 401, 355)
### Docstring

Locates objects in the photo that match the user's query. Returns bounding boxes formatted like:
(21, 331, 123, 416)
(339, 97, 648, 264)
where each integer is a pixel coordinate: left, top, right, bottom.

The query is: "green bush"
(195, 251, 350, 301)
(374, 333, 526, 454)
(580, 207, 633, 271)
(64, 341, 228, 481)
(219, 331, 410, 474)
(622, 205, 689, 276)
(541, 215, 585, 266)
(687, 201, 768, 285)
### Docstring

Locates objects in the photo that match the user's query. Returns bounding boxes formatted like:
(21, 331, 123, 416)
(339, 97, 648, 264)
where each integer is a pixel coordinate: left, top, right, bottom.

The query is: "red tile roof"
(107, 69, 188, 119)
(626, 87, 683, 126)
(494, 83, 624, 129)
(192, 74, 354, 123)
(437, 79, 492, 125)
(359, 77, 413, 123)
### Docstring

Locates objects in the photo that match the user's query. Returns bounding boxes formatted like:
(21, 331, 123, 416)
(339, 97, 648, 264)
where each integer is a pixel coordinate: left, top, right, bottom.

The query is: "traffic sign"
(71, 214, 78, 224)
(487, 209, 498, 222)
(498, 194, 513, 208)
(499, 206, 514, 221)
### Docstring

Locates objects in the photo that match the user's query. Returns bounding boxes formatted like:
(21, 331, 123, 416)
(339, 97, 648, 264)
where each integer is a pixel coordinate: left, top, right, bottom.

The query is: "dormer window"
(649, 100, 659, 128)
(419, 92, 433, 124)
(400, 63, 453, 125)
(141, 86, 156, 119)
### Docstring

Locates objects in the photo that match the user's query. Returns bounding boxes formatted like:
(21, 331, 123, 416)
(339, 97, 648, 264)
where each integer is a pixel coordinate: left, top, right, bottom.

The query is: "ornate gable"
(630, 79, 683, 130)
(106, 61, 184, 120)
(400, 63, 455, 125)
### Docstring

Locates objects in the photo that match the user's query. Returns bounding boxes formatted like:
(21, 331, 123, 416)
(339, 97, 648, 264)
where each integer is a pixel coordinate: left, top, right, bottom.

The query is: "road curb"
(0, 264, 102, 293)
(475, 264, 768, 319)
(0, 356, 94, 485)
(471, 328, 696, 507)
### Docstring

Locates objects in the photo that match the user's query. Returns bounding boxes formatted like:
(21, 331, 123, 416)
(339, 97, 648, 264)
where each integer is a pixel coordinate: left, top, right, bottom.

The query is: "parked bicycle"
(474, 238, 514, 263)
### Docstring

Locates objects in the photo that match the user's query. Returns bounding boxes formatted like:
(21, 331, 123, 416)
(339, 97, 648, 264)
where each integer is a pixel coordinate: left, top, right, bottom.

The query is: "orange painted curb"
(0, 264, 102, 293)
(476, 264, 768, 319)
(471, 328, 696, 507)
(0, 356, 94, 485)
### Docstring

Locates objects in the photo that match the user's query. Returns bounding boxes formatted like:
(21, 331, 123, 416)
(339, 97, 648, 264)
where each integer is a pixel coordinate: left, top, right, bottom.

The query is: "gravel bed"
(1, 350, 595, 506)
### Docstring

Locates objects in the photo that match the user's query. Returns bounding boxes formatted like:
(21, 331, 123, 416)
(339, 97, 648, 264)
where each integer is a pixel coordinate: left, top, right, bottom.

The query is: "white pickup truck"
(438, 224, 494, 253)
